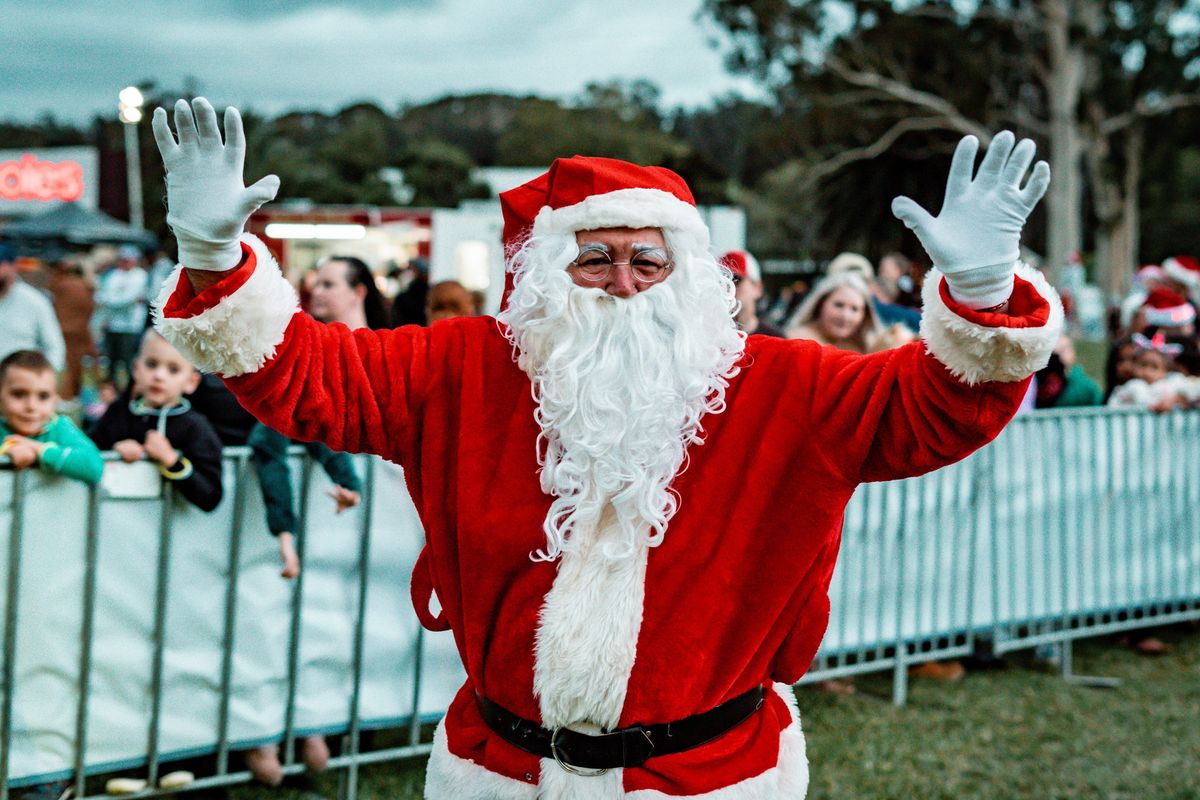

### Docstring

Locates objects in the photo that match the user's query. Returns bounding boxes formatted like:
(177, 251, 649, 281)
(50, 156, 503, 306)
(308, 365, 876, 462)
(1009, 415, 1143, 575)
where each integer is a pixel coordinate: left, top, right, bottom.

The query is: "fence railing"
(2, 407, 1198, 797)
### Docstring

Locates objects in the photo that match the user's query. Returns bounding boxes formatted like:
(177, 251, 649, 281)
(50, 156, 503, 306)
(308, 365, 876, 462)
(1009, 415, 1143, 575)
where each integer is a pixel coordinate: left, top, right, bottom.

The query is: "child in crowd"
(88, 331, 224, 511)
(1106, 332, 1200, 410)
(0, 350, 103, 485)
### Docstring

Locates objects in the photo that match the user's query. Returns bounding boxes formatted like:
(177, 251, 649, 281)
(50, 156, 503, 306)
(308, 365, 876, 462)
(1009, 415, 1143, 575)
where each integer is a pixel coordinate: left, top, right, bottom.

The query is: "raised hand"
(151, 98, 280, 271)
(891, 131, 1050, 309)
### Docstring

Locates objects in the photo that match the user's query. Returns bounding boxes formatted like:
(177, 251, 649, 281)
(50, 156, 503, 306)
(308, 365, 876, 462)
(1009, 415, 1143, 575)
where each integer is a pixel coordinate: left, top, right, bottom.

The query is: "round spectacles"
(569, 245, 673, 284)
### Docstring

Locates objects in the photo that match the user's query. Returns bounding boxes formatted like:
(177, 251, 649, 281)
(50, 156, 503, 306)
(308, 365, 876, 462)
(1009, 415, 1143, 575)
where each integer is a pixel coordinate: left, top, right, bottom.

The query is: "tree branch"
(826, 57, 990, 140)
(1101, 92, 1200, 136)
(800, 116, 958, 185)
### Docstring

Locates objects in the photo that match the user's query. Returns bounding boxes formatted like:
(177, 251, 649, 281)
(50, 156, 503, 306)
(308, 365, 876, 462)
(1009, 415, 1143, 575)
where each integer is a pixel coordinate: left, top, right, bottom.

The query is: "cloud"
(2, 0, 764, 123)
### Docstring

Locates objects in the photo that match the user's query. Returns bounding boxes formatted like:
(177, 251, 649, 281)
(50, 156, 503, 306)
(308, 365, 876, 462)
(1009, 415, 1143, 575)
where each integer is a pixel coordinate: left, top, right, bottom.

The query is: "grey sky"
(4, 0, 765, 124)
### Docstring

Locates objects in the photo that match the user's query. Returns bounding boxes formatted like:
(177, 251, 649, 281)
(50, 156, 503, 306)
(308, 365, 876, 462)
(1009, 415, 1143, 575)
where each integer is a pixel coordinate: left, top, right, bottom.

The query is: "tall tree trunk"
(1039, 0, 1087, 282)
(1112, 128, 1142, 301)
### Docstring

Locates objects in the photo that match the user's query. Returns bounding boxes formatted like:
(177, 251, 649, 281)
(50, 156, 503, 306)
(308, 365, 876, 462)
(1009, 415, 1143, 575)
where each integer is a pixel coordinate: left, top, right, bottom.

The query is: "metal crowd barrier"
(2, 408, 1199, 797)
(800, 406, 1200, 703)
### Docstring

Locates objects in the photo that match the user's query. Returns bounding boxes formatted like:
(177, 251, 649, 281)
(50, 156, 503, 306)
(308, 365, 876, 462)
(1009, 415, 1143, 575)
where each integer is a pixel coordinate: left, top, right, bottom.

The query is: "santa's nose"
(606, 265, 639, 298)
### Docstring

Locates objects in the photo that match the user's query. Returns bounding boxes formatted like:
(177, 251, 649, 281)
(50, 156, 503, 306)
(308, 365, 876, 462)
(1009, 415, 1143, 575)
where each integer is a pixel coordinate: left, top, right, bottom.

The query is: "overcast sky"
(4, 0, 766, 124)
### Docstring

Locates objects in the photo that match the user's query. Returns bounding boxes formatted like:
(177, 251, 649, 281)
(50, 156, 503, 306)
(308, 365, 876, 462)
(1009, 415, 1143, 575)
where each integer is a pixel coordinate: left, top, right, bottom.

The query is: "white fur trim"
(532, 188, 710, 246)
(1163, 257, 1200, 289)
(920, 263, 1063, 385)
(626, 684, 810, 799)
(423, 717, 537, 799)
(152, 234, 299, 377)
(532, 520, 648, 732)
(528, 510, 649, 799)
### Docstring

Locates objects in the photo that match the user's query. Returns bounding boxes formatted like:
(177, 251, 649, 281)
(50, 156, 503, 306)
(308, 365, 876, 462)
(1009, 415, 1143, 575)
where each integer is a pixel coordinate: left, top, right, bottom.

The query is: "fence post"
(891, 480, 909, 707)
(216, 454, 248, 775)
(145, 483, 176, 787)
(72, 485, 102, 799)
(341, 458, 376, 800)
(1, 469, 27, 800)
(283, 458, 313, 767)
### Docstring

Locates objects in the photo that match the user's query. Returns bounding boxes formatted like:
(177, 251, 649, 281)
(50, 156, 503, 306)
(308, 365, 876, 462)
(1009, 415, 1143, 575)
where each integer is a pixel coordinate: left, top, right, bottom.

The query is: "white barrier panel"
(819, 409, 1200, 660)
(0, 454, 464, 786)
(4, 409, 1200, 784)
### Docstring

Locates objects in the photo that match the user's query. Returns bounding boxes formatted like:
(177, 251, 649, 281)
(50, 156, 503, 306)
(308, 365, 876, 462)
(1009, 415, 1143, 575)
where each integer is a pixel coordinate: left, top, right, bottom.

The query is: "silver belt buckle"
(549, 726, 609, 776)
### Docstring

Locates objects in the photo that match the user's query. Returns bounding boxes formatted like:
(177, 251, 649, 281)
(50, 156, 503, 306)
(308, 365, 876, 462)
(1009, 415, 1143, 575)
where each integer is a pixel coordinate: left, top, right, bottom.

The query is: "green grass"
(228, 626, 1199, 800)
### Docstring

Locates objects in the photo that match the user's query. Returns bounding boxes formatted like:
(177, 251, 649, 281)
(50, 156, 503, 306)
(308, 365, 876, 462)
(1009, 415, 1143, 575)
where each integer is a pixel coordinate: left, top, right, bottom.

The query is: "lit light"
(264, 223, 368, 240)
(118, 106, 143, 124)
(118, 86, 145, 108)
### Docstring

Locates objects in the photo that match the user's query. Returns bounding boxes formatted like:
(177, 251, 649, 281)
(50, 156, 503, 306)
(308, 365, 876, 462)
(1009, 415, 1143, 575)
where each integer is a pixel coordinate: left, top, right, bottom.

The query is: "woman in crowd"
(785, 271, 896, 353)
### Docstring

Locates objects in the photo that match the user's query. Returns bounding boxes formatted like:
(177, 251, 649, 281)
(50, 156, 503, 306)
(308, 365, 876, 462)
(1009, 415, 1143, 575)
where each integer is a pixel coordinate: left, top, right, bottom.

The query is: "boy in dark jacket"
(89, 331, 223, 511)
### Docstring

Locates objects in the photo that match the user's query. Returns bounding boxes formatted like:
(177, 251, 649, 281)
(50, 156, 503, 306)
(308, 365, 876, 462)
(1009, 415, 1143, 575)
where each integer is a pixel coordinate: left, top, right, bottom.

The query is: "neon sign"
(0, 154, 85, 203)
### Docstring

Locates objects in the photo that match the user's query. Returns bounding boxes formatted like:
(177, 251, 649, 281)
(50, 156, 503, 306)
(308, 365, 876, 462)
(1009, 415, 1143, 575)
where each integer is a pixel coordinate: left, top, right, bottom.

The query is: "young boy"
(0, 349, 103, 485)
(88, 331, 224, 511)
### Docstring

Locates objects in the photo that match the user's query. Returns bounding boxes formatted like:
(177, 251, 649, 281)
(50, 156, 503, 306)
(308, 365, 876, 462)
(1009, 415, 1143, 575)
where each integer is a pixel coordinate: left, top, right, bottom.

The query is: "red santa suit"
(155, 159, 1062, 799)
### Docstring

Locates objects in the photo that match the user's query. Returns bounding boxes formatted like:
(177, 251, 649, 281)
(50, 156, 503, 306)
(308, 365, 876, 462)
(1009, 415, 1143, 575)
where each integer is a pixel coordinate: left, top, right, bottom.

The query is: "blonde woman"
(785, 271, 885, 353)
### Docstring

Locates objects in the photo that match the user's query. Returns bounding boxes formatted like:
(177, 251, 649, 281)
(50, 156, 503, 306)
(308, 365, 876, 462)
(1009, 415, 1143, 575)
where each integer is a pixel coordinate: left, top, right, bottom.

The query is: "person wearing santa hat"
(1132, 286, 1197, 337)
(1161, 254, 1200, 304)
(150, 98, 1061, 799)
(718, 249, 785, 338)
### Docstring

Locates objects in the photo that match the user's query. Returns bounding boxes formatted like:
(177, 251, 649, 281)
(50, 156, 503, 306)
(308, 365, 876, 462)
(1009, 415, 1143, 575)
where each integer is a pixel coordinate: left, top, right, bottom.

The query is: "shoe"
(908, 660, 966, 681)
(301, 736, 330, 774)
(245, 744, 284, 787)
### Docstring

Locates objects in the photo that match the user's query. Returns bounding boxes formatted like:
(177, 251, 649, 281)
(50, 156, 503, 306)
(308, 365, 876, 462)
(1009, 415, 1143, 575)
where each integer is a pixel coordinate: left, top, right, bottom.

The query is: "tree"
(396, 140, 490, 208)
(705, 0, 1200, 295)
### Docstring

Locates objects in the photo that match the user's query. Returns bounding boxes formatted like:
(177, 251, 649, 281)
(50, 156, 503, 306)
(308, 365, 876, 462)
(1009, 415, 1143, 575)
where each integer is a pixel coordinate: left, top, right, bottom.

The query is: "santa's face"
(567, 227, 671, 298)
(498, 224, 744, 560)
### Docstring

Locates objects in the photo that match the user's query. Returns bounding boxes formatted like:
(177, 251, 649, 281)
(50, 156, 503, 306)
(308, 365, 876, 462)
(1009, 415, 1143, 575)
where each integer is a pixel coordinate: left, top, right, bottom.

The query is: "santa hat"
(1135, 264, 1165, 285)
(499, 156, 707, 250)
(719, 250, 762, 283)
(1162, 255, 1200, 290)
(1140, 286, 1196, 328)
(498, 156, 709, 306)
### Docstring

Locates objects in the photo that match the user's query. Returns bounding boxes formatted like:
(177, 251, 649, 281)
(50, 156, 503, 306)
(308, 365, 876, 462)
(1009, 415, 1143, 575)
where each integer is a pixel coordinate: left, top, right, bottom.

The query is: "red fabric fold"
(939, 274, 1050, 329)
(161, 243, 257, 320)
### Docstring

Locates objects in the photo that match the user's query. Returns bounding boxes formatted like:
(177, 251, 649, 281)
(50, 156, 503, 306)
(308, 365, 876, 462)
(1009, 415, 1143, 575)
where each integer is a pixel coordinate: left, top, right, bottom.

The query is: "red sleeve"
(222, 314, 433, 459)
(797, 272, 1051, 485)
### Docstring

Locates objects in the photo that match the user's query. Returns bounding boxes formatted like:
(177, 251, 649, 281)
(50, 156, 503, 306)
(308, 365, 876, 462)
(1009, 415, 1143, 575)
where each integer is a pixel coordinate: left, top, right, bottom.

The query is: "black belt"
(476, 686, 765, 774)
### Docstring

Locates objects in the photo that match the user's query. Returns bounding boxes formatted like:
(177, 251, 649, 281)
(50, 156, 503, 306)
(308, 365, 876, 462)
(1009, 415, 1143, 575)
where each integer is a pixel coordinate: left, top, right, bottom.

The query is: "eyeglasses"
(569, 244, 673, 284)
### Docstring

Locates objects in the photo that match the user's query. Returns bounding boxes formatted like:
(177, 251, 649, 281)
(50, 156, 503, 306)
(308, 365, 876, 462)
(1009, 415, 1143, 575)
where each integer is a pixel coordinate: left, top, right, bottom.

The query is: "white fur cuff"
(532, 188, 710, 246)
(921, 263, 1063, 385)
(153, 234, 299, 377)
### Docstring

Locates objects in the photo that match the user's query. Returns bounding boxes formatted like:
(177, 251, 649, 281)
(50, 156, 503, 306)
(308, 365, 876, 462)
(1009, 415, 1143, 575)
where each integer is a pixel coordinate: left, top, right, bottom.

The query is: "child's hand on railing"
(327, 485, 361, 514)
(1, 436, 42, 469)
(143, 430, 178, 466)
(113, 439, 146, 463)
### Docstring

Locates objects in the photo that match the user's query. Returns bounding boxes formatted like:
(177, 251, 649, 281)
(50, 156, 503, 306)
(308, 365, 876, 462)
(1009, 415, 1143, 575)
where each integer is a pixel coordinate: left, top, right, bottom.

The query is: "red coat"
(157, 236, 1061, 798)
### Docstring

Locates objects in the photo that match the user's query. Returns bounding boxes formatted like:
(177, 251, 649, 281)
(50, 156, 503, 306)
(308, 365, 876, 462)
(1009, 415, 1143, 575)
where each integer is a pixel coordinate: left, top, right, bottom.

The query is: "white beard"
(498, 230, 746, 562)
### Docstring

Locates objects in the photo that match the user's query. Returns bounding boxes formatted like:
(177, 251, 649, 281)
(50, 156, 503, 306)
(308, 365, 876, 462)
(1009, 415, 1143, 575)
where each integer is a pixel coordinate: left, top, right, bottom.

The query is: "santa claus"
(152, 98, 1061, 798)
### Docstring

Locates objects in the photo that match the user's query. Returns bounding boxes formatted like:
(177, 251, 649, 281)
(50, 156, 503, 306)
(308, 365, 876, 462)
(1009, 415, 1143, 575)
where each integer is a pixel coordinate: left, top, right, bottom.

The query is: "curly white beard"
(498, 230, 746, 561)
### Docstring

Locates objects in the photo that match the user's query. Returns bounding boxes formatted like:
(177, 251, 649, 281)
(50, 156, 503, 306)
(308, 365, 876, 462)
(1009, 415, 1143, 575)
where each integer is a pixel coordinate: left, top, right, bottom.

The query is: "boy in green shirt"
(0, 349, 103, 485)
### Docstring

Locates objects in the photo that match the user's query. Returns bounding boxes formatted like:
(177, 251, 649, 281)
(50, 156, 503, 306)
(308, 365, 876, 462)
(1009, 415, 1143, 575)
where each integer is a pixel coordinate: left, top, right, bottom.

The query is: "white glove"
(891, 131, 1050, 309)
(151, 98, 280, 271)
